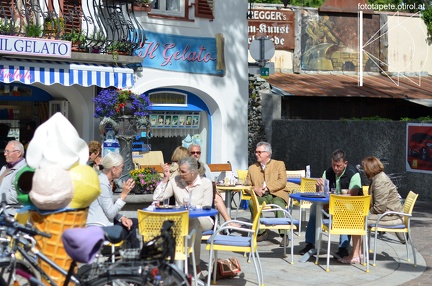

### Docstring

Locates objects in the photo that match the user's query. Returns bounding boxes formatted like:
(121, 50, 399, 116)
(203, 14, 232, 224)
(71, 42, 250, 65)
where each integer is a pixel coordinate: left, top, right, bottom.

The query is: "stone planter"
(114, 193, 154, 217)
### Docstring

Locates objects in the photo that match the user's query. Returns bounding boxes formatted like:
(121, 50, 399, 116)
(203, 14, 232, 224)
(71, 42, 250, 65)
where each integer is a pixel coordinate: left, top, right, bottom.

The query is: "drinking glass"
(183, 197, 190, 210)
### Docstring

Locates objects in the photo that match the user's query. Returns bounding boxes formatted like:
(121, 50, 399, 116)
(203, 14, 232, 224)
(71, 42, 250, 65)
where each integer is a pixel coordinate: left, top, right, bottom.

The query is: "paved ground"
(400, 201, 432, 286)
(126, 199, 432, 286)
(197, 200, 432, 286)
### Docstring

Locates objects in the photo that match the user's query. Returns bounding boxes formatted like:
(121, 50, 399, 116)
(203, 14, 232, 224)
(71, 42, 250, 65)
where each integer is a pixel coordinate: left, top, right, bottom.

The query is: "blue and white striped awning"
(0, 58, 134, 88)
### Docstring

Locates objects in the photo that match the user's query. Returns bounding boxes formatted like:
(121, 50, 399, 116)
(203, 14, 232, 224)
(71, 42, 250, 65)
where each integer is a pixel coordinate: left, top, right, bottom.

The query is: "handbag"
(215, 257, 242, 279)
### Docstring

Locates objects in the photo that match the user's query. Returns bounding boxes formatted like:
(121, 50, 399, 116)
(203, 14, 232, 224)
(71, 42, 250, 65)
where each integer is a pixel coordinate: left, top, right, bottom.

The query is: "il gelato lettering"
(137, 41, 216, 66)
(0, 38, 69, 56)
(0, 68, 32, 81)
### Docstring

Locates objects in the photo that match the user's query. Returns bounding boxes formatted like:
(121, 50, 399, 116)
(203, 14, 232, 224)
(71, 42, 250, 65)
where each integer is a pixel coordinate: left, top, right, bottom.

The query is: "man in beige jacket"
(247, 141, 288, 245)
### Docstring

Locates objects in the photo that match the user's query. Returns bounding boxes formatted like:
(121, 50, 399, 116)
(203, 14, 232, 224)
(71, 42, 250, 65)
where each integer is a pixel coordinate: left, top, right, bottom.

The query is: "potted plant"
(43, 15, 54, 33)
(107, 40, 133, 62)
(135, 0, 154, 9)
(0, 19, 17, 35)
(62, 29, 87, 50)
(129, 167, 162, 194)
(88, 30, 106, 53)
(25, 24, 43, 38)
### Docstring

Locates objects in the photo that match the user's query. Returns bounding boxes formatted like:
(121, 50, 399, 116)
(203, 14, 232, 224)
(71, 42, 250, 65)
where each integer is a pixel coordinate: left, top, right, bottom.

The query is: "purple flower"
(93, 88, 152, 118)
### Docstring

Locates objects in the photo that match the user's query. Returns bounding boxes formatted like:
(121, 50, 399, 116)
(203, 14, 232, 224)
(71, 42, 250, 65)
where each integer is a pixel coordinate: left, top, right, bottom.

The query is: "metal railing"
(0, 0, 145, 56)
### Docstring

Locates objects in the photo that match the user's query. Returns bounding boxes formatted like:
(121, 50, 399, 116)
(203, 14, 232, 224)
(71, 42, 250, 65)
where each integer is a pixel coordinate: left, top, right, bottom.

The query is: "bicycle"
(0, 204, 190, 286)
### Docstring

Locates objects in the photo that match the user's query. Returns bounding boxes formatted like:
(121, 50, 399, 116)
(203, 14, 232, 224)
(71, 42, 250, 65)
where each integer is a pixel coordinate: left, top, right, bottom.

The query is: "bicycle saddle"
(62, 226, 105, 264)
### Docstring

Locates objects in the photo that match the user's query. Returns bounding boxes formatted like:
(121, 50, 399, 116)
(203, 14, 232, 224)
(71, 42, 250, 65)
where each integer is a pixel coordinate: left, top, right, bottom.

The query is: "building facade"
(0, 0, 249, 171)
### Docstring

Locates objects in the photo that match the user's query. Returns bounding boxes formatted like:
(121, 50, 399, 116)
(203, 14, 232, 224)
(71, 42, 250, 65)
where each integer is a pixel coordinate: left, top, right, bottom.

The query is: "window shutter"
(63, 0, 82, 33)
(195, 0, 214, 20)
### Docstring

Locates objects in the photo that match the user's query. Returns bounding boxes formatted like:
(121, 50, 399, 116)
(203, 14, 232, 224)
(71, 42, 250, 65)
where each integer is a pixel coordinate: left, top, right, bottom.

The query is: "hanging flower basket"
(93, 88, 152, 119)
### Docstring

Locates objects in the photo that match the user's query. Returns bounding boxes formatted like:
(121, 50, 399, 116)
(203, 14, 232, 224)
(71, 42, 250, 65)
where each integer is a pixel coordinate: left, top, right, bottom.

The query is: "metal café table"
(287, 177, 301, 184)
(289, 192, 329, 263)
(215, 184, 250, 216)
(151, 206, 219, 218)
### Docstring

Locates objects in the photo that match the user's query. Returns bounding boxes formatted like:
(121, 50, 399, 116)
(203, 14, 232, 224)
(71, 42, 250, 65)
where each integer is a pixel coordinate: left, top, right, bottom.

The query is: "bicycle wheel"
(86, 262, 190, 286)
(0, 258, 40, 286)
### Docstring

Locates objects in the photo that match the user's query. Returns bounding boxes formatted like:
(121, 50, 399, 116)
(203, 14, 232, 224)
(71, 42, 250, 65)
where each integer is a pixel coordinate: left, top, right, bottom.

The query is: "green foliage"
(130, 167, 161, 194)
(61, 30, 87, 46)
(422, 5, 432, 43)
(343, 116, 392, 121)
(0, 19, 17, 35)
(401, 116, 432, 122)
(25, 24, 43, 38)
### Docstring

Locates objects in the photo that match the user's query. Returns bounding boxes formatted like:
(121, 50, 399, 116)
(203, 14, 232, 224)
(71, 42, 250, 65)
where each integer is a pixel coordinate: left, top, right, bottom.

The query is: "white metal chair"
(206, 201, 265, 286)
(368, 191, 418, 267)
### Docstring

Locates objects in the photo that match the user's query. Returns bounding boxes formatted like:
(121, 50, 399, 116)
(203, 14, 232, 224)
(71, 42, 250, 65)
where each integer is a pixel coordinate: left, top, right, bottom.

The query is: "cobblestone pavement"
(401, 201, 432, 286)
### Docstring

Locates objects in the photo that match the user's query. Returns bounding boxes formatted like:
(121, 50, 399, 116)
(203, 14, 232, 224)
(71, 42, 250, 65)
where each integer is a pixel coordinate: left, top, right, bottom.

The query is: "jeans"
(305, 203, 351, 248)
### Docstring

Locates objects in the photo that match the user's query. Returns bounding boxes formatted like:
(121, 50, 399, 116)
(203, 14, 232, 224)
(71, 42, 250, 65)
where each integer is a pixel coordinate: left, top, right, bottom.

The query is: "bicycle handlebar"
(0, 215, 51, 238)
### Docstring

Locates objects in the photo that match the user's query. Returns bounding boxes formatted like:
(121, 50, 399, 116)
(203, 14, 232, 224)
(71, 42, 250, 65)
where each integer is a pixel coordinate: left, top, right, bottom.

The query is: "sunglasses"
(190, 151, 201, 155)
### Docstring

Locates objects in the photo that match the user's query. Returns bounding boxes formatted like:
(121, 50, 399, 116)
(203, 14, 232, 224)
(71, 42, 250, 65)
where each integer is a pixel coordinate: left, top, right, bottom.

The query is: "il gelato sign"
(134, 31, 224, 76)
(0, 35, 72, 58)
(248, 9, 295, 50)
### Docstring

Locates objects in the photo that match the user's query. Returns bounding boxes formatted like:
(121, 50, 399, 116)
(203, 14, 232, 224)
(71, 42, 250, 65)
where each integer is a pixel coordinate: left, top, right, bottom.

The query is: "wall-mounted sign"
(135, 31, 224, 76)
(0, 35, 72, 58)
(148, 112, 200, 129)
(406, 123, 432, 174)
(248, 9, 295, 51)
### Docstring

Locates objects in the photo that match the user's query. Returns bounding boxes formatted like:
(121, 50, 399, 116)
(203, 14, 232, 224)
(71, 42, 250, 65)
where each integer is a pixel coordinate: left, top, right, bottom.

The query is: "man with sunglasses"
(188, 144, 212, 179)
(188, 144, 241, 227)
(0, 140, 27, 205)
(247, 141, 288, 245)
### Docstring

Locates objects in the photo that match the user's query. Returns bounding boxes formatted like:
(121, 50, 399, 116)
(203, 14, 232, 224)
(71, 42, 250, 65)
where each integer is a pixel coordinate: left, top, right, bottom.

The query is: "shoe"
(256, 231, 268, 242)
(228, 222, 242, 228)
(299, 243, 315, 255)
(395, 232, 407, 244)
(335, 247, 349, 258)
(279, 236, 289, 247)
(338, 256, 361, 264)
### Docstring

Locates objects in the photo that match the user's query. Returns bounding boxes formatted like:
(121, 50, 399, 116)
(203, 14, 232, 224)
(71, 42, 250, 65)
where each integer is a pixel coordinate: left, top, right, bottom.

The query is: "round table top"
(287, 178, 301, 184)
(143, 206, 218, 218)
(215, 184, 251, 191)
(289, 192, 329, 203)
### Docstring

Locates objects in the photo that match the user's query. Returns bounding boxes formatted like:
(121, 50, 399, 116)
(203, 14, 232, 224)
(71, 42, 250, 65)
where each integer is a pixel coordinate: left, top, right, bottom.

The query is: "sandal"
(338, 256, 361, 264)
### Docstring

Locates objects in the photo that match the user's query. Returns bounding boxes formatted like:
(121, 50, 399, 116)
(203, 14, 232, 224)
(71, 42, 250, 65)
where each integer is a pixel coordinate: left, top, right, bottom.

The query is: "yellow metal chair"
(291, 177, 317, 235)
(250, 187, 298, 264)
(137, 209, 197, 282)
(285, 170, 305, 195)
(206, 201, 265, 286)
(362, 185, 370, 195)
(233, 169, 250, 220)
(316, 194, 371, 272)
(368, 191, 418, 267)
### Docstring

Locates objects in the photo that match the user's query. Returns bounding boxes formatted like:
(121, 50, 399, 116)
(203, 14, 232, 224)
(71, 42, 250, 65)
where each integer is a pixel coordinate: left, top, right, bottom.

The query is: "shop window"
(151, 0, 186, 17)
(149, 91, 187, 107)
(147, 0, 214, 20)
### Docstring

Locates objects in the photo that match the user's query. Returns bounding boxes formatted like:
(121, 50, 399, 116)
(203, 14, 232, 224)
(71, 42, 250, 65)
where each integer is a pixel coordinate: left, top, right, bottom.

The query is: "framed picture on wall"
(185, 116, 192, 126)
(178, 115, 186, 127)
(150, 115, 157, 126)
(172, 115, 179, 127)
(157, 115, 164, 126)
(164, 115, 172, 127)
(192, 115, 200, 127)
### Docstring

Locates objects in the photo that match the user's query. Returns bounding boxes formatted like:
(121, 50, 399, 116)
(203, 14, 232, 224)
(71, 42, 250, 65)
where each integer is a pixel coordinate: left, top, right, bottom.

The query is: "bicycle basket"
(139, 220, 176, 263)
